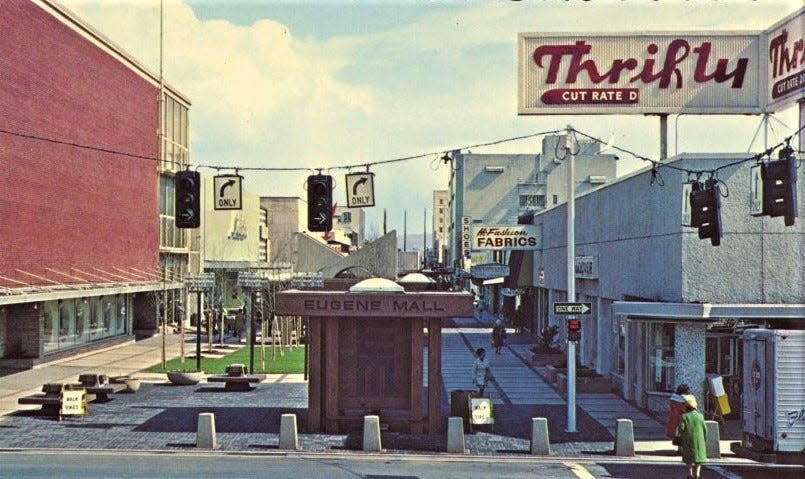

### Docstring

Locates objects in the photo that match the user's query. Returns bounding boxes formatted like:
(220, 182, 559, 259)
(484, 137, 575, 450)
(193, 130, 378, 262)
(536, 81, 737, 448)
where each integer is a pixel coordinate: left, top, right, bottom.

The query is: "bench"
(72, 373, 129, 401)
(17, 383, 87, 420)
(206, 375, 263, 391)
(84, 383, 127, 402)
(206, 363, 263, 391)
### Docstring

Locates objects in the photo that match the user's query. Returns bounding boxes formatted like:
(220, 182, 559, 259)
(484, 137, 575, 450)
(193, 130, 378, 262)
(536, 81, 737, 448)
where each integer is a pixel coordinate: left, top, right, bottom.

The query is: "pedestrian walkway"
(0, 317, 745, 459)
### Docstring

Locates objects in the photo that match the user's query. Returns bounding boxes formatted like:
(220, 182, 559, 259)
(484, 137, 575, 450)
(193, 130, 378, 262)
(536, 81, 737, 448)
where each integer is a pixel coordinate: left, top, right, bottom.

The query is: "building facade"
(260, 197, 306, 267)
(432, 190, 449, 266)
(0, 0, 189, 367)
(446, 135, 617, 314)
(530, 153, 804, 415)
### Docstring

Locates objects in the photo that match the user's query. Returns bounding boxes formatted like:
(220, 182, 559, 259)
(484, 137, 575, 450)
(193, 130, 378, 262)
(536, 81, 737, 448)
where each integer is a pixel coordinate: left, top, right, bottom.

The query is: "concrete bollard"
(363, 415, 382, 452)
(196, 412, 217, 449)
(614, 418, 634, 456)
(279, 413, 299, 450)
(705, 420, 721, 458)
(530, 417, 550, 455)
(446, 416, 466, 454)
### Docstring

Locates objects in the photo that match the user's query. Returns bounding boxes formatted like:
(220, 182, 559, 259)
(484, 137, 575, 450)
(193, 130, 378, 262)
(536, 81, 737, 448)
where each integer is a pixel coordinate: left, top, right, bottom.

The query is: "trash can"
(450, 390, 472, 432)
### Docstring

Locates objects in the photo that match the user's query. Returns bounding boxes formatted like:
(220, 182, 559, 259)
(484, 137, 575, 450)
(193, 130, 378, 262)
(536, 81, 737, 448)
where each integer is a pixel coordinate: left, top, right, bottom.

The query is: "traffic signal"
(762, 146, 798, 226)
(307, 175, 333, 232)
(689, 178, 722, 246)
(567, 318, 581, 342)
(175, 170, 201, 229)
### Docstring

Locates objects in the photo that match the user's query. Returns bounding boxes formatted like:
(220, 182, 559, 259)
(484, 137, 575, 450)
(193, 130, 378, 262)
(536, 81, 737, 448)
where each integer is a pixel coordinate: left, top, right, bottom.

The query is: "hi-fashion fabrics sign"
(471, 225, 541, 250)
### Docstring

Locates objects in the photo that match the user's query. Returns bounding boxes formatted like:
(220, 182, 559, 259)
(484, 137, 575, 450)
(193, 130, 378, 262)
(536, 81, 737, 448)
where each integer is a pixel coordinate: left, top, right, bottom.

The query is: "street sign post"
(553, 302, 592, 315)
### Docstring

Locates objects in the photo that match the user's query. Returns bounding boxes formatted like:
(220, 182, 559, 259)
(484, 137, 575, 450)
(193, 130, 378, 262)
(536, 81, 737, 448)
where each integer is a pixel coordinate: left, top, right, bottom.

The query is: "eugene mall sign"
(518, 9, 803, 115)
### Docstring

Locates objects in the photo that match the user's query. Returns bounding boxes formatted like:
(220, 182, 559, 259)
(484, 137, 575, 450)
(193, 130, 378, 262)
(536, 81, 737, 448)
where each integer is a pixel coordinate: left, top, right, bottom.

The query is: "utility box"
(741, 329, 805, 453)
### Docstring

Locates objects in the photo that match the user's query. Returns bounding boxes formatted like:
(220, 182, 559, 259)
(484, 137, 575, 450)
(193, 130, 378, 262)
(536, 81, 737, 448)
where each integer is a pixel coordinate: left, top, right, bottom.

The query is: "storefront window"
(104, 298, 115, 334)
(90, 297, 103, 339)
(648, 323, 675, 392)
(59, 299, 74, 346)
(43, 302, 59, 353)
(615, 316, 626, 374)
(117, 295, 126, 334)
(42, 295, 130, 356)
(75, 299, 89, 342)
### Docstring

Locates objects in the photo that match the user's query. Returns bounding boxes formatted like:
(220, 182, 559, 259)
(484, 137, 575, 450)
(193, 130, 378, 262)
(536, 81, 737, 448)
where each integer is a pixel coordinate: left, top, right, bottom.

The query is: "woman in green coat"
(677, 395, 708, 479)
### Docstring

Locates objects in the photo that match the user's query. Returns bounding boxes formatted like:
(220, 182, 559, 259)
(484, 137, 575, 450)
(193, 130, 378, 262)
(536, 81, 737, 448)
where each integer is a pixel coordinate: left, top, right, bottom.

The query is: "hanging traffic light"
(307, 175, 333, 232)
(689, 178, 722, 246)
(761, 146, 798, 226)
(175, 170, 201, 229)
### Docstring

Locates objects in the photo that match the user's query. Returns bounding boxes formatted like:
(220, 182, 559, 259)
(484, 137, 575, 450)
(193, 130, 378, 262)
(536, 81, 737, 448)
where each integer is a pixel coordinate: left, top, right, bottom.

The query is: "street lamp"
(186, 273, 214, 371)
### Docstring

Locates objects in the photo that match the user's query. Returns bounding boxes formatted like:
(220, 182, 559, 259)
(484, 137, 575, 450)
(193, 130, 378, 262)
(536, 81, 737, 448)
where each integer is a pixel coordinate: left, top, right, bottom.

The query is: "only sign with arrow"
(213, 174, 242, 210)
(345, 172, 375, 208)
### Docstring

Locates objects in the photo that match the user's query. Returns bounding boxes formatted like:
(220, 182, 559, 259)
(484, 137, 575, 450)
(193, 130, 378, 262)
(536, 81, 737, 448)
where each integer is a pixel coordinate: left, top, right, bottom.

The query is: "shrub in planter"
(530, 325, 561, 355)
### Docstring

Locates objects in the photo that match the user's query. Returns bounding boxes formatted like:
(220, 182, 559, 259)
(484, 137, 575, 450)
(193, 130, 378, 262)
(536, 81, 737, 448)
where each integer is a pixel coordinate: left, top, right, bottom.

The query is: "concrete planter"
(123, 378, 141, 392)
(530, 352, 564, 367)
(167, 371, 205, 386)
(556, 372, 612, 393)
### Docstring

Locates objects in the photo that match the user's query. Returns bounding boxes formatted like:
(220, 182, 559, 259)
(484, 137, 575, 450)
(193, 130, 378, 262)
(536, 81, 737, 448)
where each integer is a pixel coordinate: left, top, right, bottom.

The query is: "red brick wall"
(0, 1, 160, 285)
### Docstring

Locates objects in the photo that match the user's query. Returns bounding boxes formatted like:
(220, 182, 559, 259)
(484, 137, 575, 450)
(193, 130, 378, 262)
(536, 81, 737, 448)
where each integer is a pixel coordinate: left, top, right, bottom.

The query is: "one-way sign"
(553, 302, 592, 315)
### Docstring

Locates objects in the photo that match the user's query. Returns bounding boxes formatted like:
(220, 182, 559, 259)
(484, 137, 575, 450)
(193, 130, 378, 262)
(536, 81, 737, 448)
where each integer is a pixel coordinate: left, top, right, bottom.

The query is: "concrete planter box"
(167, 371, 205, 386)
(530, 352, 564, 367)
(545, 365, 561, 383)
(556, 372, 612, 393)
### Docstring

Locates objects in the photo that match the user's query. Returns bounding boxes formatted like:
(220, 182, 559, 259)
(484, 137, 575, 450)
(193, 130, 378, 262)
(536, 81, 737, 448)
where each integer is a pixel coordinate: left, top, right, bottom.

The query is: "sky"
(59, 0, 802, 241)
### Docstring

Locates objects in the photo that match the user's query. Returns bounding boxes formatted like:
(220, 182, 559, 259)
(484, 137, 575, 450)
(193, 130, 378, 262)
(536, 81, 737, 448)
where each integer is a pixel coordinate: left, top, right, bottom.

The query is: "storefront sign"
(461, 216, 472, 260)
(471, 263, 510, 280)
(275, 292, 473, 318)
(471, 225, 541, 250)
(519, 33, 761, 114)
(574, 255, 598, 279)
(765, 9, 805, 110)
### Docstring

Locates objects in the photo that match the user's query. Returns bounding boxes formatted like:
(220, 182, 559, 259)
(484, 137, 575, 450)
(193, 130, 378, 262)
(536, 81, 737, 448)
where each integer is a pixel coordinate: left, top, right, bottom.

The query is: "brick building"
(0, 0, 189, 368)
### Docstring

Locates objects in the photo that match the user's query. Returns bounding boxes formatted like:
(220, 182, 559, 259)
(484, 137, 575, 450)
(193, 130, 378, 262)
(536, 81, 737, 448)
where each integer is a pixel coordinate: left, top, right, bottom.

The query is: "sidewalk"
(0, 318, 749, 461)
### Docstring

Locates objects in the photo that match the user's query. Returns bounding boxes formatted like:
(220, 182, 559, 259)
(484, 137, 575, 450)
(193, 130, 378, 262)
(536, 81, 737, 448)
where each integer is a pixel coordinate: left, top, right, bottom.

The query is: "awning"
(0, 281, 183, 306)
(612, 302, 805, 321)
(504, 251, 533, 288)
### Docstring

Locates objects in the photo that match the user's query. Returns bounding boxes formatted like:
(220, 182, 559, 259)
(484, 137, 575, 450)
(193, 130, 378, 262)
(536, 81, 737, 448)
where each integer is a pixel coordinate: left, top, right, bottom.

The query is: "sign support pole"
(196, 290, 202, 371)
(565, 126, 577, 433)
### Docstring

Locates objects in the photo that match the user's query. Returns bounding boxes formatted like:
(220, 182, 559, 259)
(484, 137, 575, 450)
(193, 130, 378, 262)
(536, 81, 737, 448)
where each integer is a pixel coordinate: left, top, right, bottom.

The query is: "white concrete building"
(530, 153, 804, 416)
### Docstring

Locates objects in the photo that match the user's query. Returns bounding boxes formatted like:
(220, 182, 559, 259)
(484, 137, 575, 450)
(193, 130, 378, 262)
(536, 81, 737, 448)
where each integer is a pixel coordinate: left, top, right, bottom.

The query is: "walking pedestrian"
(677, 395, 708, 479)
(491, 320, 506, 354)
(471, 348, 490, 396)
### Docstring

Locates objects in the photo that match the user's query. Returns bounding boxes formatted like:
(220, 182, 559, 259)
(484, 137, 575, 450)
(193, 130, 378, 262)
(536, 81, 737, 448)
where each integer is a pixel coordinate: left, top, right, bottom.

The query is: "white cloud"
(57, 0, 802, 236)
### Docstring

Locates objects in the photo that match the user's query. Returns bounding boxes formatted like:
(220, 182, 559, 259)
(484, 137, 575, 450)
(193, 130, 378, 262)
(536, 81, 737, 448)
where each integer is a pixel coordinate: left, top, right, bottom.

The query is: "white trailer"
(741, 328, 805, 454)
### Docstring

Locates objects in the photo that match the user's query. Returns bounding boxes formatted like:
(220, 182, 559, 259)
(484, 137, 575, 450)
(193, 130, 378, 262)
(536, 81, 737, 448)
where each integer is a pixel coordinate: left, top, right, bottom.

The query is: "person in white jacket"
(471, 348, 490, 396)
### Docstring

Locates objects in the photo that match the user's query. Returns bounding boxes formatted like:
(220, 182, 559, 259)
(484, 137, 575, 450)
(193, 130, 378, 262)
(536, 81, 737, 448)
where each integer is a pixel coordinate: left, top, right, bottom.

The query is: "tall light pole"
(565, 126, 577, 433)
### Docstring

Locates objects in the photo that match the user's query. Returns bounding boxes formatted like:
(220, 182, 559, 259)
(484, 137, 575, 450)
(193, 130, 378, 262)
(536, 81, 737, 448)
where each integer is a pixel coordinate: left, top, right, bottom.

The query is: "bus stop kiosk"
(275, 278, 472, 435)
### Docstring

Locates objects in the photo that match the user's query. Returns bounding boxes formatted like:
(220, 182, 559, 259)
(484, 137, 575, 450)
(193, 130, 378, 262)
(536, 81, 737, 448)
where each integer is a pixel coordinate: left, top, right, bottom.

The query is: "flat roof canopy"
(612, 302, 805, 321)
